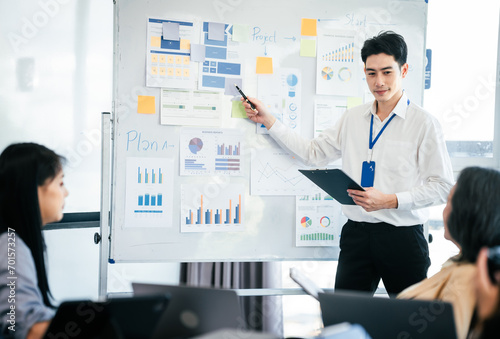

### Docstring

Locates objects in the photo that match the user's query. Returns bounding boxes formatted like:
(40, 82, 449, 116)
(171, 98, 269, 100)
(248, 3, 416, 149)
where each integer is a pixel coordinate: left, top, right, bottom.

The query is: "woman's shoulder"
(0, 231, 31, 255)
(0, 231, 36, 274)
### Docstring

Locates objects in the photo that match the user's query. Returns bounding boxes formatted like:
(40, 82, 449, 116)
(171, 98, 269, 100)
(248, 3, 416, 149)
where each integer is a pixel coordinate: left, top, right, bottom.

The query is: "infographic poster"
(124, 157, 174, 228)
(160, 89, 222, 126)
(316, 29, 362, 97)
(146, 18, 197, 89)
(198, 22, 243, 92)
(180, 127, 243, 176)
(257, 68, 302, 135)
(181, 184, 245, 233)
(295, 189, 346, 247)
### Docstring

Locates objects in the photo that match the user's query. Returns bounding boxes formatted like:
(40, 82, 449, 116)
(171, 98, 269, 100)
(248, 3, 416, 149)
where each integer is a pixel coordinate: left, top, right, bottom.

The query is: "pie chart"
(320, 216, 331, 227)
(301, 216, 312, 228)
(321, 67, 333, 80)
(287, 74, 298, 86)
(188, 137, 203, 154)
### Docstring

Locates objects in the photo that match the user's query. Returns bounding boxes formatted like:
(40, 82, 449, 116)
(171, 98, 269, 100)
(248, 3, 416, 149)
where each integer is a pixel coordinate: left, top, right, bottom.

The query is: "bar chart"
(124, 157, 174, 228)
(180, 127, 243, 176)
(181, 183, 245, 232)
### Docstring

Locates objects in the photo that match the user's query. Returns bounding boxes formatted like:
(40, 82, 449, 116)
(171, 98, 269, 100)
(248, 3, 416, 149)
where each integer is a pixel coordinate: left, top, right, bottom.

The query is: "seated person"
(397, 167, 500, 339)
(0, 143, 68, 339)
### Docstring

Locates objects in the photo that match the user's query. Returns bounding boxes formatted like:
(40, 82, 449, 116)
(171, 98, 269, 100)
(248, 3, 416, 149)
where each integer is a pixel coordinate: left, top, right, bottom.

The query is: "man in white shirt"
(241, 31, 454, 296)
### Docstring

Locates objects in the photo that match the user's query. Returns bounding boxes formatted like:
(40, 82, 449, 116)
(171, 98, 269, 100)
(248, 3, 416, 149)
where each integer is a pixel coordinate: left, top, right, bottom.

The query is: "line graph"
(251, 148, 316, 195)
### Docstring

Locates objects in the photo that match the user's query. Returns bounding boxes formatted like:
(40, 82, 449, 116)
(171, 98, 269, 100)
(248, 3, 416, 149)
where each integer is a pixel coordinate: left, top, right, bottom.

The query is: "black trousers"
(334, 220, 430, 297)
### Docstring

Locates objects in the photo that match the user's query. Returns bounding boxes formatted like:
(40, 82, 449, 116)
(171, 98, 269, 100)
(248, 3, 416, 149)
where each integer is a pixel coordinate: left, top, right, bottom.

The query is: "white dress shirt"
(268, 92, 454, 226)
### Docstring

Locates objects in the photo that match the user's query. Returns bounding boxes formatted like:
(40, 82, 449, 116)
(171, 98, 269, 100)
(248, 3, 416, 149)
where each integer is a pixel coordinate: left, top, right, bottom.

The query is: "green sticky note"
(347, 97, 363, 109)
(232, 100, 248, 119)
(232, 24, 249, 42)
(300, 39, 316, 57)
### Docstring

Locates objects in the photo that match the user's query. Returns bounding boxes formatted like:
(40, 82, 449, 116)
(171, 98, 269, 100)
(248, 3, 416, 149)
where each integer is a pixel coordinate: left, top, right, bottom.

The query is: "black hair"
(0, 143, 65, 308)
(447, 167, 500, 263)
(361, 31, 408, 67)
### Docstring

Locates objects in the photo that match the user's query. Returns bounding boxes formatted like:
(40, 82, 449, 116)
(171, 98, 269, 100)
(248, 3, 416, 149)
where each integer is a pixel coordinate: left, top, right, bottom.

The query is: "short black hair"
(447, 167, 500, 263)
(361, 31, 408, 67)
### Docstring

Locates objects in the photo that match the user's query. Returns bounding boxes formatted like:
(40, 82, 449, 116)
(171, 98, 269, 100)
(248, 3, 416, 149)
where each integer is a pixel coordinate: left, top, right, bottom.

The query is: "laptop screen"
(43, 294, 170, 339)
(318, 291, 457, 339)
(132, 283, 244, 339)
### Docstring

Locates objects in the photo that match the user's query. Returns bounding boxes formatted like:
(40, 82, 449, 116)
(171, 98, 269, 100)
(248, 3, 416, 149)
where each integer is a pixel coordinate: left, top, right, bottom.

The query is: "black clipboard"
(298, 169, 364, 205)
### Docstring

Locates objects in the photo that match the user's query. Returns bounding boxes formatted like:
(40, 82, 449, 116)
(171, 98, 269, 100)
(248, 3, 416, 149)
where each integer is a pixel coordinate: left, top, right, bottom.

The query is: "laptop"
(289, 267, 325, 300)
(132, 283, 244, 339)
(318, 291, 457, 339)
(43, 294, 170, 339)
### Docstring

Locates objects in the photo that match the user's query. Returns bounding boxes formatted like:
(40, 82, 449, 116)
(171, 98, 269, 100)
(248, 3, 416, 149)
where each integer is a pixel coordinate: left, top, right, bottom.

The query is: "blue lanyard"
(369, 113, 397, 150)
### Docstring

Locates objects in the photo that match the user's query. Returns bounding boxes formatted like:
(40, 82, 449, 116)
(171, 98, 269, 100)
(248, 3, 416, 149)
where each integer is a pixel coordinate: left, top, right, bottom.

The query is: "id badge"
(361, 161, 375, 187)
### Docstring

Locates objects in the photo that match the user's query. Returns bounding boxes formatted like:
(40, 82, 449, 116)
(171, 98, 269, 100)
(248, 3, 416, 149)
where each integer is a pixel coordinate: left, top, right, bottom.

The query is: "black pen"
(235, 84, 257, 112)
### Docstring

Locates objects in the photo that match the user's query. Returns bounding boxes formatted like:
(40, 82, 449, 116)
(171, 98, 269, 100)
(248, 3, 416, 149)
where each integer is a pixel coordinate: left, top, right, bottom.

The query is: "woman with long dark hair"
(398, 167, 500, 339)
(0, 143, 68, 339)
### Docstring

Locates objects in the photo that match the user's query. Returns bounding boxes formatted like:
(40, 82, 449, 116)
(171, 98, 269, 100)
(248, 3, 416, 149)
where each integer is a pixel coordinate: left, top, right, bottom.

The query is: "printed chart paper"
(295, 189, 346, 247)
(257, 68, 302, 135)
(124, 157, 174, 228)
(180, 127, 243, 176)
(181, 184, 245, 233)
(314, 99, 346, 138)
(198, 22, 243, 92)
(160, 89, 221, 126)
(147, 18, 197, 89)
(316, 29, 362, 96)
(250, 148, 315, 196)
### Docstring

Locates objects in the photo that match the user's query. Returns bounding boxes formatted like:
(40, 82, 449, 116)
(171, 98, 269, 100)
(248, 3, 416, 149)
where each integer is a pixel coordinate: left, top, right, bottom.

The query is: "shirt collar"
(365, 92, 409, 120)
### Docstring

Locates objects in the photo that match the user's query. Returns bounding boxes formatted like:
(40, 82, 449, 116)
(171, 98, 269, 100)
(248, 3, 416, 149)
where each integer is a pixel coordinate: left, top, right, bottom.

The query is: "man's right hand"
(240, 97, 276, 130)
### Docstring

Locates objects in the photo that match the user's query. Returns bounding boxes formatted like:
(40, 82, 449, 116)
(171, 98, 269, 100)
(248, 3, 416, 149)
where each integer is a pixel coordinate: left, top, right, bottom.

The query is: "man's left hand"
(347, 187, 398, 212)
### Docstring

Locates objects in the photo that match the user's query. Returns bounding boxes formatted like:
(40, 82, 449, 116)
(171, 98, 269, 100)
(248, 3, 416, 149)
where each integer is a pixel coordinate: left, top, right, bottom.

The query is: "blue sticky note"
(162, 22, 180, 41)
(208, 22, 225, 41)
(191, 44, 206, 62)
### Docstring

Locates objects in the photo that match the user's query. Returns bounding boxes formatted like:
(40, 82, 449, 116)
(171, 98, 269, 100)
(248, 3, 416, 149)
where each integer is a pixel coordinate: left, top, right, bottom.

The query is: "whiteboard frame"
(107, 0, 428, 263)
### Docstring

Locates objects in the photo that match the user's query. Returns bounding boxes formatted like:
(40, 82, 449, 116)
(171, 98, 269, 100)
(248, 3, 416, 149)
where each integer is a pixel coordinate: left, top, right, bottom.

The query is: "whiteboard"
(109, 0, 428, 262)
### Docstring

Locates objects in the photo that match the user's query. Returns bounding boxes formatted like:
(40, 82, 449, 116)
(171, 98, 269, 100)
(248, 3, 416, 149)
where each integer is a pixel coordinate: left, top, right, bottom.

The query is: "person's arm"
(347, 188, 398, 212)
(241, 97, 276, 129)
(0, 235, 54, 339)
(26, 321, 50, 339)
(241, 96, 343, 167)
(395, 118, 454, 211)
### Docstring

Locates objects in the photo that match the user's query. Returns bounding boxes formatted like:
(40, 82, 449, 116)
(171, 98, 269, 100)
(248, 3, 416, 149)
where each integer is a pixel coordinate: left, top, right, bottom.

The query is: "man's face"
(364, 53, 408, 106)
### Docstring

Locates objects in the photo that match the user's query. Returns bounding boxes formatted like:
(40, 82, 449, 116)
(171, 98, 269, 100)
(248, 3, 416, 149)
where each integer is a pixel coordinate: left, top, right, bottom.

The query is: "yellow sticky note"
(347, 97, 363, 109)
(151, 36, 161, 48)
(256, 57, 273, 74)
(180, 39, 190, 50)
(231, 100, 248, 119)
(300, 39, 316, 57)
(301, 18, 317, 36)
(137, 96, 155, 114)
